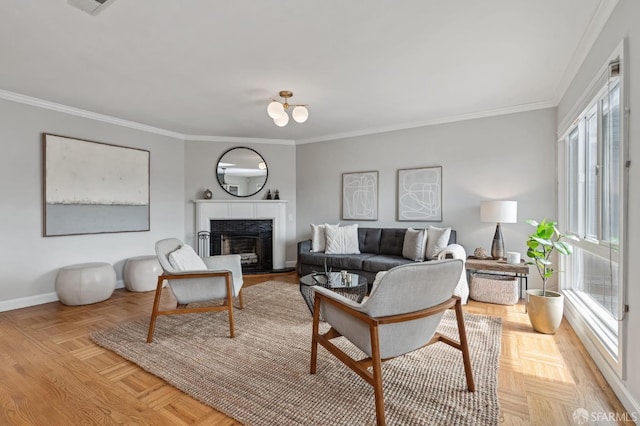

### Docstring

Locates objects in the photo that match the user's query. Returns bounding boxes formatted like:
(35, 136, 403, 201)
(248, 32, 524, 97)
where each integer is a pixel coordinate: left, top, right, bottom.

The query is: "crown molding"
(551, 0, 619, 106)
(184, 134, 295, 145)
(0, 89, 185, 140)
(0, 89, 295, 145)
(296, 100, 554, 145)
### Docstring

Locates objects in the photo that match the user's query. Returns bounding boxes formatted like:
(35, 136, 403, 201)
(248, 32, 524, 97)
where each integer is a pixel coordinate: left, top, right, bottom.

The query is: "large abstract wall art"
(43, 134, 150, 236)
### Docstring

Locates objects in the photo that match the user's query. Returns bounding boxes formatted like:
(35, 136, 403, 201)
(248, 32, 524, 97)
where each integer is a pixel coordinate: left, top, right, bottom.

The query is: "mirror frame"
(216, 147, 268, 198)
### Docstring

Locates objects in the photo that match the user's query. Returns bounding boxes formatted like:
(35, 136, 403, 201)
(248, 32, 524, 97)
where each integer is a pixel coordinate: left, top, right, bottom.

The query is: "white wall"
(296, 108, 557, 290)
(0, 98, 185, 309)
(557, 0, 639, 413)
(183, 140, 297, 265)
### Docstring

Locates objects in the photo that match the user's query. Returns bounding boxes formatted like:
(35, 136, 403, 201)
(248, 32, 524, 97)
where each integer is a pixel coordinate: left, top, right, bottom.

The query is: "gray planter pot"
(526, 289, 564, 334)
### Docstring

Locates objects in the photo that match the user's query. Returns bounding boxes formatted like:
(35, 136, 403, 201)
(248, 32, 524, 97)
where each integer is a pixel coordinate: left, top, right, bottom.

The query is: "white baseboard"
(564, 303, 640, 416)
(0, 292, 59, 312)
(0, 279, 126, 313)
(285, 260, 297, 269)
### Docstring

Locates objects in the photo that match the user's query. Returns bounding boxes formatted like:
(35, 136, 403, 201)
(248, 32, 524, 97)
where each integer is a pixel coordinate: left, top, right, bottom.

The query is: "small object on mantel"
(266, 190, 272, 200)
(274, 189, 280, 200)
(473, 247, 489, 259)
(203, 189, 213, 199)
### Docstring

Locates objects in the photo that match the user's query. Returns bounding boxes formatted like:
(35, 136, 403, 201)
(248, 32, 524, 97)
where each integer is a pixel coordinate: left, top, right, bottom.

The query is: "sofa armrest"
(298, 239, 312, 254)
(297, 239, 312, 274)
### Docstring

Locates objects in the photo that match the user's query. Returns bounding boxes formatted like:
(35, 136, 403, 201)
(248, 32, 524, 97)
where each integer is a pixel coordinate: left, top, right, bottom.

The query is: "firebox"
(210, 219, 273, 273)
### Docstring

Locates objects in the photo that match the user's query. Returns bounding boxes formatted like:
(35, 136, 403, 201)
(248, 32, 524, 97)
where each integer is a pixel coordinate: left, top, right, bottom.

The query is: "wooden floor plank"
(0, 273, 629, 425)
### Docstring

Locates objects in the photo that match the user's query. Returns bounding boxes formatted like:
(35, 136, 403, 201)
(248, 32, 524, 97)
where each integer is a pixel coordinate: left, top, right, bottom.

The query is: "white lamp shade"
(292, 106, 309, 123)
(480, 200, 518, 223)
(267, 101, 285, 119)
(273, 112, 289, 127)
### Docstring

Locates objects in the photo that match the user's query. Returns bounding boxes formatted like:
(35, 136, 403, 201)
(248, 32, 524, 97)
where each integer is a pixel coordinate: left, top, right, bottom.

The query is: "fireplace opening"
(210, 219, 273, 273)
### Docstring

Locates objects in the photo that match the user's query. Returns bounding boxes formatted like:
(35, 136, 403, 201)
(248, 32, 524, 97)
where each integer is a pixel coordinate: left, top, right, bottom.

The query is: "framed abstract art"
(43, 133, 150, 236)
(397, 166, 442, 221)
(342, 170, 378, 221)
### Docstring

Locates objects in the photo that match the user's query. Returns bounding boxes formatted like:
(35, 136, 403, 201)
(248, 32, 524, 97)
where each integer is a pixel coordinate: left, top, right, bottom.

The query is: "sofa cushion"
(402, 228, 427, 261)
(358, 228, 382, 254)
(379, 229, 406, 256)
(310, 224, 327, 252)
(325, 224, 360, 254)
(363, 255, 414, 273)
(298, 252, 375, 271)
(425, 226, 452, 260)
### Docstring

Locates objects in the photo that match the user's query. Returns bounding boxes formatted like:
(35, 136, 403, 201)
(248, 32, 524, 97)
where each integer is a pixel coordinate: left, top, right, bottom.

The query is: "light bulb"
(292, 106, 309, 123)
(267, 101, 284, 119)
(273, 112, 289, 127)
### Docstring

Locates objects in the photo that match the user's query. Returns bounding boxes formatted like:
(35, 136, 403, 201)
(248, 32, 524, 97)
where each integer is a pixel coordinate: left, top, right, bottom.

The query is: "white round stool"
(56, 262, 116, 306)
(124, 255, 163, 292)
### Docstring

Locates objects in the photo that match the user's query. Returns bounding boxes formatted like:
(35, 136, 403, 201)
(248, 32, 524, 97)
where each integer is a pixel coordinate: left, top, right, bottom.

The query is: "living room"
(1, 0, 638, 424)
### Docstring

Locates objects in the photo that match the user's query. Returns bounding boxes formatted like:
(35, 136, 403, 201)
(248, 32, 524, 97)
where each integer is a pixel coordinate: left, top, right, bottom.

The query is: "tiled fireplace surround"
(194, 200, 287, 271)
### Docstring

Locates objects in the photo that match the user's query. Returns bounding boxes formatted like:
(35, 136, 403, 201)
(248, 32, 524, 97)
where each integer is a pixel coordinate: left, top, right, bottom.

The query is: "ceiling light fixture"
(267, 90, 309, 127)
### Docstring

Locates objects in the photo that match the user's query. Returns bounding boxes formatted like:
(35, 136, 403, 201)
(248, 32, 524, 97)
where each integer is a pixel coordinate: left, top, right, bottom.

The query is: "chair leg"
(226, 274, 235, 338)
(369, 323, 386, 426)
(146, 276, 165, 343)
(454, 299, 475, 392)
(237, 287, 244, 309)
(310, 295, 321, 374)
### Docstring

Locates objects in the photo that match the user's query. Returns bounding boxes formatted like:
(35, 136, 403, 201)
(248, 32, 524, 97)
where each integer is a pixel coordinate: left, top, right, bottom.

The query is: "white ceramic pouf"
(124, 255, 163, 292)
(56, 262, 116, 306)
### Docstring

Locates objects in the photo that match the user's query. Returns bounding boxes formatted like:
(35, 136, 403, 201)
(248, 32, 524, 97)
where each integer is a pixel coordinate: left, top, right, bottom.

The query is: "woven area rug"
(91, 281, 501, 425)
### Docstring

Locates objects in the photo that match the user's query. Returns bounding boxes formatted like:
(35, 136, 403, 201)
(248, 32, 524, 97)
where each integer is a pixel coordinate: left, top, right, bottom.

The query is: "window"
(560, 57, 625, 369)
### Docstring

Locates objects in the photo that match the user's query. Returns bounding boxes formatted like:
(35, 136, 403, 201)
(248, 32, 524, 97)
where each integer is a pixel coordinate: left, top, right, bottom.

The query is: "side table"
(465, 257, 529, 299)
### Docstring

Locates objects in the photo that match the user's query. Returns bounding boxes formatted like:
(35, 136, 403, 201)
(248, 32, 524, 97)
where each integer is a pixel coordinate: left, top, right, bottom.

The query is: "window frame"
(557, 41, 628, 379)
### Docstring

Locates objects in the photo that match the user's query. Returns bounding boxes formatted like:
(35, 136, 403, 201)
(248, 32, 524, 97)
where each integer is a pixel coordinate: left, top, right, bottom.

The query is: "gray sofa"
(297, 227, 456, 285)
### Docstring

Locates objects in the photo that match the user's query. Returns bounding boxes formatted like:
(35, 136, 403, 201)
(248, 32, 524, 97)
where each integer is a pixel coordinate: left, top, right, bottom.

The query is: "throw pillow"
(310, 223, 336, 252)
(168, 244, 208, 271)
(371, 270, 388, 293)
(402, 228, 427, 261)
(425, 226, 452, 260)
(324, 224, 360, 254)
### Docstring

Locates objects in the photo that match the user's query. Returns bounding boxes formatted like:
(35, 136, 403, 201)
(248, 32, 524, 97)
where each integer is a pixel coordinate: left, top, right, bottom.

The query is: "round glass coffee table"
(299, 272, 368, 318)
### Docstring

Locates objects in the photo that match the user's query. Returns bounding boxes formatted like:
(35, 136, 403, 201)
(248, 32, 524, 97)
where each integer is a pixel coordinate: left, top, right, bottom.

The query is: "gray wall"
(0, 98, 185, 306)
(296, 108, 558, 291)
(557, 0, 639, 412)
(183, 140, 297, 264)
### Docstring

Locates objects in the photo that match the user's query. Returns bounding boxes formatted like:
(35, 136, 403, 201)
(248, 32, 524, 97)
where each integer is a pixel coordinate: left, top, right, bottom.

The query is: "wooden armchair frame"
(146, 270, 244, 343)
(310, 292, 475, 426)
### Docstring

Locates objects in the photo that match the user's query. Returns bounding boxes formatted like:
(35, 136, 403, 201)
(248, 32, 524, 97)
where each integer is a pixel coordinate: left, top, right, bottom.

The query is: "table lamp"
(480, 200, 517, 260)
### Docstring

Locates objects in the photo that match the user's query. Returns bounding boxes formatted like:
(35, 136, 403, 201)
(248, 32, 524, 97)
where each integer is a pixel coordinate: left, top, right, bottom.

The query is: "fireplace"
(195, 200, 287, 270)
(210, 219, 273, 273)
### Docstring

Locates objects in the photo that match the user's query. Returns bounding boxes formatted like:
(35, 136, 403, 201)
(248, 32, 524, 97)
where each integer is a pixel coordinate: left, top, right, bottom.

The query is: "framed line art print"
(342, 170, 378, 220)
(43, 133, 150, 236)
(397, 166, 442, 221)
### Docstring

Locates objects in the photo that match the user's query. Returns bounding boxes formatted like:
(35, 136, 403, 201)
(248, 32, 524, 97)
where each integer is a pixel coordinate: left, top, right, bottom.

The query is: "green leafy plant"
(525, 219, 579, 296)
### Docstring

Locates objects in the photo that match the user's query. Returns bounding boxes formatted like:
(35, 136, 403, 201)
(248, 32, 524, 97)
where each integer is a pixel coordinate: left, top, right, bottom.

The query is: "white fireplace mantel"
(194, 200, 287, 270)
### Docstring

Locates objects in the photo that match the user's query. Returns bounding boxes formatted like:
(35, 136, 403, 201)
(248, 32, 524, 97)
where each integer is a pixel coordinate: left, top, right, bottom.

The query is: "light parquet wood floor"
(0, 273, 629, 425)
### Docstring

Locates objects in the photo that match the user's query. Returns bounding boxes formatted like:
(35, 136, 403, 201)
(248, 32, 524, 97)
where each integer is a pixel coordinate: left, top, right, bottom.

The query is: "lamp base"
(491, 223, 505, 260)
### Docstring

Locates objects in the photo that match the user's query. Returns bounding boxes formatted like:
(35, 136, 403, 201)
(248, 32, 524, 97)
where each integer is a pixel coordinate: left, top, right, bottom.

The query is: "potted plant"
(525, 219, 578, 334)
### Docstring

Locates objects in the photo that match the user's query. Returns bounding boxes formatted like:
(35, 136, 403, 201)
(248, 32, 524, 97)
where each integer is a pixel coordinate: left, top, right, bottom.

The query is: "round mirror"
(216, 147, 268, 197)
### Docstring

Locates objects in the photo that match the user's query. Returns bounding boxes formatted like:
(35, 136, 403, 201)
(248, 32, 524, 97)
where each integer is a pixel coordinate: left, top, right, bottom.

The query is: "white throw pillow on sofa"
(425, 226, 452, 260)
(402, 228, 427, 261)
(168, 245, 207, 271)
(310, 223, 338, 252)
(324, 224, 360, 254)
